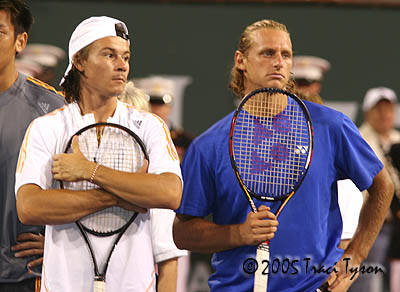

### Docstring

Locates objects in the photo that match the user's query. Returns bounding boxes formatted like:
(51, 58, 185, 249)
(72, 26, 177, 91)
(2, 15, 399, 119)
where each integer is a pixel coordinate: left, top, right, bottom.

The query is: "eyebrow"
(100, 47, 130, 54)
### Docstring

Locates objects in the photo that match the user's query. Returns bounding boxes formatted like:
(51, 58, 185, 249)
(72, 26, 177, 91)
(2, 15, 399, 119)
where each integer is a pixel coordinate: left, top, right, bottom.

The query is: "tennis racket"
(60, 122, 148, 292)
(229, 87, 313, 292)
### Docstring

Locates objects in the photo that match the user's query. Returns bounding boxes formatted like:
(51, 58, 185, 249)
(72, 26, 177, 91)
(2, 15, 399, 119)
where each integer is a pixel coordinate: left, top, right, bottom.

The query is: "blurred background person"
(349, 87, 400, 292)
(119, 81, 188, 292)
(387, 143, 400, 292)
(135, 76, 174, 128)
(292, 55, 330, 100)
(15, 43, 66, 85)
(170, 129, 194, 164)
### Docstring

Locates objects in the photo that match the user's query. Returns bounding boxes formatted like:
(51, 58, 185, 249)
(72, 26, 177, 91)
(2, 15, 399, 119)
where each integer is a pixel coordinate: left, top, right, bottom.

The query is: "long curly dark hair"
(60, 46, 90, 103)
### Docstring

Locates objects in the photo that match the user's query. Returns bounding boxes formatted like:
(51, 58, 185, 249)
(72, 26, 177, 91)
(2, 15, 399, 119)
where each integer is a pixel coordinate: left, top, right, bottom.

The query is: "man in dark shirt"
(0, 1, 65, 291)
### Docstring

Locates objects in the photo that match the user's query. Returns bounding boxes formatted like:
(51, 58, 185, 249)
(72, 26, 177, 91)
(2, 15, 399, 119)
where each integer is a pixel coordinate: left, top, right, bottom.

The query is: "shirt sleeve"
(336, 115, 383, 191)
(142, 114, 182, 180)
(337, 179, 363, 240)
(175, 140, 217, 217)
(15, 117, 56, 195)
(151, 208, 188, 263)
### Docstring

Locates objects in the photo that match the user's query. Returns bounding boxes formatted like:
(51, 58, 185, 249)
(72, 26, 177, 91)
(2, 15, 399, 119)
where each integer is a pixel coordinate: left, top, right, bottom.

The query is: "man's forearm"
(17, 184, 116, 225)
(157, 258, 178, 292)
(173, 215, 242, 253)
(93, 166, 182, 210)
(345, 168, 394, 262)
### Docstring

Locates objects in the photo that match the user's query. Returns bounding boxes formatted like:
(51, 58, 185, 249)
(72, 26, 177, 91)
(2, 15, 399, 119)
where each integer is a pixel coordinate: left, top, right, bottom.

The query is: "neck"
(0, 63, 18, 93)
(78, 91, 118, 123)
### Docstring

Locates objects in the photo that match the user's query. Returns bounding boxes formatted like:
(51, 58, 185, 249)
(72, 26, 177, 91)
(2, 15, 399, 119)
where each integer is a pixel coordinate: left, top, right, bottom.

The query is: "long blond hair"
(119, 81, 151, 112)
(229, 19, 293, 98)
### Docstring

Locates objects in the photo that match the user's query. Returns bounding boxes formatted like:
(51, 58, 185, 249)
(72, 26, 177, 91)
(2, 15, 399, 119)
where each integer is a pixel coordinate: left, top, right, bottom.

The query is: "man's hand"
(52, 136, 93, 182)
(238, 205, 278, 245)
(321, 254, 361, 292)
(11, 233, 44, 271)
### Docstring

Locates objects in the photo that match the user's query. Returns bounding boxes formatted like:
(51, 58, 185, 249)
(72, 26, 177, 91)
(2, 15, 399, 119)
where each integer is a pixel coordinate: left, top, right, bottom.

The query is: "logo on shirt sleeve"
(38, 102, 50, 114)
(133, 119, 143, 129)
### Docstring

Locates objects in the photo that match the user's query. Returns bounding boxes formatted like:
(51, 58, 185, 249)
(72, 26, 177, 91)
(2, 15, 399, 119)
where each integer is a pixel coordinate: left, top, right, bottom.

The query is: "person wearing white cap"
(292, 55, 330, 97)
(15, 16, 182, 292)
(135, 76, 175, 127)
(16, 43, 66, 84)
(0, 1, 65, 292)
(349, 87, 400, 292)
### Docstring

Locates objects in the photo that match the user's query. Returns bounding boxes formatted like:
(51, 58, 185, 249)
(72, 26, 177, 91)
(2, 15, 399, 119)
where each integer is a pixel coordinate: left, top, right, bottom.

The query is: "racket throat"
(95, 275, 105, 282)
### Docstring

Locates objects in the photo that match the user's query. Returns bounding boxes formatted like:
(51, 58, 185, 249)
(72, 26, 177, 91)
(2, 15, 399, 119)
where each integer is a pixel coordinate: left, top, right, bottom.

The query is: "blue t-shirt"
(176, 101, 383, 292)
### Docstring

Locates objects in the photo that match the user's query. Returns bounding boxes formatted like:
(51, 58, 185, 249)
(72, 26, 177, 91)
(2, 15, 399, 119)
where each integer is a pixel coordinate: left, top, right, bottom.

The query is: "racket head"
(61, 122, 148, 236)
(229, 87, 313, 202)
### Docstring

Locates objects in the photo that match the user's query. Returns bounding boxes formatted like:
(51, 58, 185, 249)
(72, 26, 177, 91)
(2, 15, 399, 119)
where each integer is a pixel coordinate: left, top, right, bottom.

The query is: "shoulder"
(29, 103, 70, 130)
(193, 111, 234, 147)
(25, 76, 65, 101)
(119, 101, 159, 124)
(304, 100, 346, 127)
(16, 75, 66, 115)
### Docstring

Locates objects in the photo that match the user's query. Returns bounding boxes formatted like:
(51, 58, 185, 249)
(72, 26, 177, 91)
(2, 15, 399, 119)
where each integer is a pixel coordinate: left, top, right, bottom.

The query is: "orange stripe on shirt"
(45, 104, 67, 116)
(27, 76, 65, 97)
(151, 114, 179, 161)
(145, 270, 156, 292)
(16, 122, 34, 174)
(42, 263, 50, 292)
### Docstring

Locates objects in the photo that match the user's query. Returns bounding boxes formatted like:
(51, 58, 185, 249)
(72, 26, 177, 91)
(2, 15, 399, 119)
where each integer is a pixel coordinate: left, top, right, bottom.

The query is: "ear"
(234, 50, 247, 71)
(73, 54, 85, 72)
(15, 32, 28, 54)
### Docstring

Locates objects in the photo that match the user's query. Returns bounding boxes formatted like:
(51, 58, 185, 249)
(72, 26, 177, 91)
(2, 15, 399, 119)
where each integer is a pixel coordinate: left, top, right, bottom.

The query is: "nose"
(116, 56, 128, 72)
(273, 54, 284, 69)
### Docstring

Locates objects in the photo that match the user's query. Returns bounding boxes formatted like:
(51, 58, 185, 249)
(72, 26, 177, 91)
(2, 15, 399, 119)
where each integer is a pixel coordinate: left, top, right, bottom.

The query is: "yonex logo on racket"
(295, 145, 309, 154)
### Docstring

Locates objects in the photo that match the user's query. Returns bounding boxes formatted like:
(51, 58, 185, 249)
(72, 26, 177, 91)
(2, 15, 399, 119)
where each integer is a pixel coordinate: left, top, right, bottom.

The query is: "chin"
(264, 80, 286, 89)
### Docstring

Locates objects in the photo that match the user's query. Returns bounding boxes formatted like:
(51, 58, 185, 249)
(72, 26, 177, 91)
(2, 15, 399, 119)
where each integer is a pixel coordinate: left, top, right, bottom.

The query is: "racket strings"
(233, 91, 310, 199)
(63, 126, 144, 234)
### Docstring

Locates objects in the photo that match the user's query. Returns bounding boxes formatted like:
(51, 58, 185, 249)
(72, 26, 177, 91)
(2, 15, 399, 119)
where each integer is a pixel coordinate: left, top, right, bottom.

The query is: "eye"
(263, 50, 274, 56)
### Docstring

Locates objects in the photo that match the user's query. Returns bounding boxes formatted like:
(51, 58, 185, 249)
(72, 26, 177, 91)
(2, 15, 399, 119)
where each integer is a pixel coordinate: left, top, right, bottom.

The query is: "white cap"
(134, 76, 175, 104)
(362, 87, 397, 112)
(20, 54, 60, 68)
(292, 56, 331, 82)
(60, 16, 129, 85)
(20, 44, 66, 62)
(15, 59, 43, 76)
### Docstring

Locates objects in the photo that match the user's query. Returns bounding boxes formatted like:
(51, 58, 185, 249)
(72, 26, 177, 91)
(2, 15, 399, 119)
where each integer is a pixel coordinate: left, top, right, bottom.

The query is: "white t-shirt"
(15, 101, 184, 292)
(151, 208, 187, 264)
(337, 179, 364, 240)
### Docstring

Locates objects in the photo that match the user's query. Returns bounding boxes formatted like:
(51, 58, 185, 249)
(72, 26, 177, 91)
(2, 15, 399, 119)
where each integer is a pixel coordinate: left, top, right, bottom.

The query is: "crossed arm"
(17, 136, 182, 226)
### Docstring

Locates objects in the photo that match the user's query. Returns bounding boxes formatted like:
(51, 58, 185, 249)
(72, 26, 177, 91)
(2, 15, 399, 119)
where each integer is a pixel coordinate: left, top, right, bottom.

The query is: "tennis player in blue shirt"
(173, 19, 393, 292)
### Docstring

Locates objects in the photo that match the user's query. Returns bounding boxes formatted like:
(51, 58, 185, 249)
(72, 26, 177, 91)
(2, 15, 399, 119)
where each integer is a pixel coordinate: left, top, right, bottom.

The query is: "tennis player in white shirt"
(15, 16, 183, 292)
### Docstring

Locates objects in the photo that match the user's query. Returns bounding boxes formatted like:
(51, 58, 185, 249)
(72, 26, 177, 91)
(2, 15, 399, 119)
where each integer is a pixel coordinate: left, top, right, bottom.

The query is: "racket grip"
(253, 242, 270, 292)
(94, 280, 106, 292)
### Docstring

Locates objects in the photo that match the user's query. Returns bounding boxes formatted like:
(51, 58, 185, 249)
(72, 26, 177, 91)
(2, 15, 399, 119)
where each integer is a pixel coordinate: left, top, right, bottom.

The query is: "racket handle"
(253, 242, 270, 292)
(94, 279, 106, 292)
